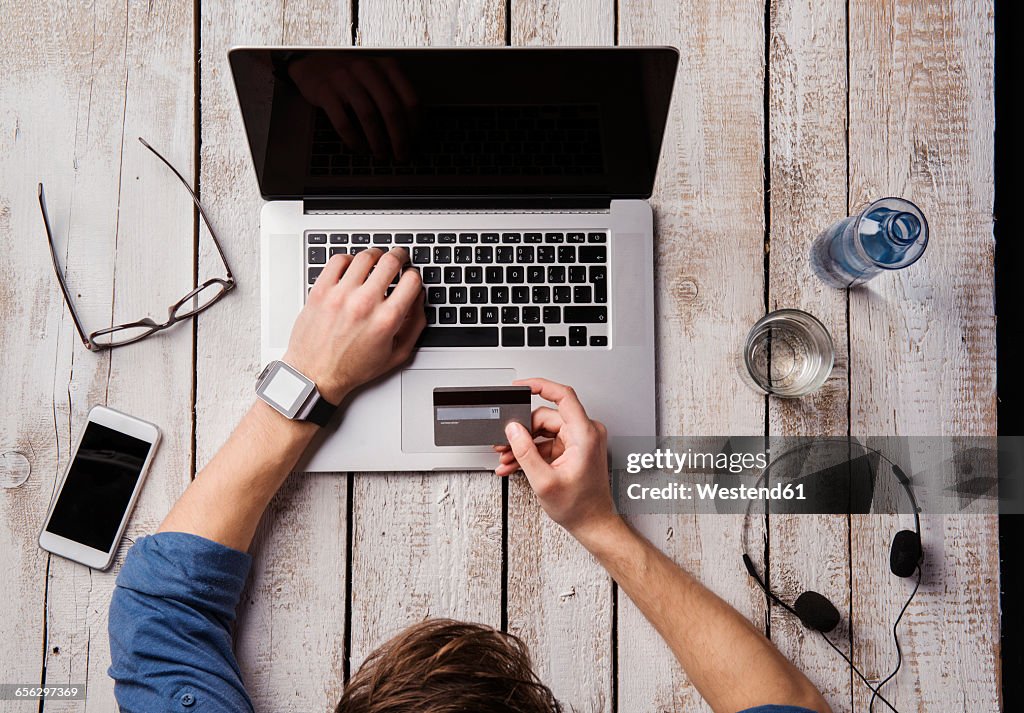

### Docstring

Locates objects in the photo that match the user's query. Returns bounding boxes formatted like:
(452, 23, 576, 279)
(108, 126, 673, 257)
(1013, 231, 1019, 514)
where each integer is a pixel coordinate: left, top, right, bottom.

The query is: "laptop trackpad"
(401, 368, 516, 453)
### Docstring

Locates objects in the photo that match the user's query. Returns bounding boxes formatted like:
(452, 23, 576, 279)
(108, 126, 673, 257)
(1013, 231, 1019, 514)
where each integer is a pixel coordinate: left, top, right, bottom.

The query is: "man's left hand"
(283, 247, 425, 403)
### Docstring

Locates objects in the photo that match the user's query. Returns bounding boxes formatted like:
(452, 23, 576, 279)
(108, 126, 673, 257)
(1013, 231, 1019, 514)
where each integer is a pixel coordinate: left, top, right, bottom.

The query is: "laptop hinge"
(303, 195, 612, 214)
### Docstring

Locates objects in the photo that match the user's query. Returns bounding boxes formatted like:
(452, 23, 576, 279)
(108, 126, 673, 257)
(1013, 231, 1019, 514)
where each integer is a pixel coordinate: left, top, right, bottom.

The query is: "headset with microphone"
(740, 441, 923, 713)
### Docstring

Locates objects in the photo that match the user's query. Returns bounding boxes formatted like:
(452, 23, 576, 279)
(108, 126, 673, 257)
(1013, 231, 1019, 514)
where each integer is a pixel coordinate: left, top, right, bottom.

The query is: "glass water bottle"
(810, 197, 929, 288)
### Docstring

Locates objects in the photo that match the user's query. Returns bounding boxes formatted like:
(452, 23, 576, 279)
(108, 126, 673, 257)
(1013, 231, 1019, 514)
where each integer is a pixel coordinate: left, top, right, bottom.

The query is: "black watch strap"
(304, 394, 337, 427)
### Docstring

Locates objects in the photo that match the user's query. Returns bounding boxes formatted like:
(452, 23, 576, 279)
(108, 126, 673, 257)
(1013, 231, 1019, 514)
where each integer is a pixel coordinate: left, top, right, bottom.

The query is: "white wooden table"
(0, 1, 998, 711)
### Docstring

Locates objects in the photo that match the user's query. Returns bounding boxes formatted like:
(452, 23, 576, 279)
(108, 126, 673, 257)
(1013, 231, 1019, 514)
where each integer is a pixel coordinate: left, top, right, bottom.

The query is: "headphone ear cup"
(793, 591, 841, 633)
(890, 529, 922, 578)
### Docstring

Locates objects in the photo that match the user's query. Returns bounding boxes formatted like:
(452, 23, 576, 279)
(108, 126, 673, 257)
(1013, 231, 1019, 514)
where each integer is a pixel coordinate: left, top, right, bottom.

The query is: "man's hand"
(495, 379, 831, 713)
(494, 378, 615, 537)
(284, 247, 426, 403)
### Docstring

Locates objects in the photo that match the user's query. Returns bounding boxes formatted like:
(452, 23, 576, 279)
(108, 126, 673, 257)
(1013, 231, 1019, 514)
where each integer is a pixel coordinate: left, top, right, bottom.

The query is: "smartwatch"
(255, 360, 337, 427)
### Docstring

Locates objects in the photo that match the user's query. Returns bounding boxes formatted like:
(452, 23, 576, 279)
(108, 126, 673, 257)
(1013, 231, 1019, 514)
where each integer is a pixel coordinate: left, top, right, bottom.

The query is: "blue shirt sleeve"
(107, 532, 254, 713)
(739, 707, 818, 713)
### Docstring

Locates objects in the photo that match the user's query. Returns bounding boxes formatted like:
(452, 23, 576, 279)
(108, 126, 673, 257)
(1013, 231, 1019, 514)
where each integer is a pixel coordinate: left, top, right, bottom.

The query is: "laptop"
(228, 47, 678, 471)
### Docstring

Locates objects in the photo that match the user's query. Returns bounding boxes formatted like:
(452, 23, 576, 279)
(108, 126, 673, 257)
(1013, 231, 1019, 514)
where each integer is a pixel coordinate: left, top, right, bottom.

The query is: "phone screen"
(45, 422, 153, 552)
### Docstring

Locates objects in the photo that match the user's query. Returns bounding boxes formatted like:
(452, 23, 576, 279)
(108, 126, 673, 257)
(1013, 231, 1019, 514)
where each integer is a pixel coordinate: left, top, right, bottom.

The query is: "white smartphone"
(39, 405, 161, 570)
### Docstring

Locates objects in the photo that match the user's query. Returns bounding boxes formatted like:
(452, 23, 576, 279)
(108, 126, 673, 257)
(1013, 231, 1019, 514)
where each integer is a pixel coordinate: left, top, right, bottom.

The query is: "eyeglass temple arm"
(137, 137, 234, 282)
(37, 184, 96, 351)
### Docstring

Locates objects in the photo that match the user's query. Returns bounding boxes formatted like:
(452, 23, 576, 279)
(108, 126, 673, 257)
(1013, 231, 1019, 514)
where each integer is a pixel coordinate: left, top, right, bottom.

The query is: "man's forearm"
(575, 516, 831, 713)
(158, 401, 318, 551)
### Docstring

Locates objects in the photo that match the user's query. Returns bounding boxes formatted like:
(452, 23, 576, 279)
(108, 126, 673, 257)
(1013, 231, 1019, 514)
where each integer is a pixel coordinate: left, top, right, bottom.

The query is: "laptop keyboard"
(305, 230, 609, 348)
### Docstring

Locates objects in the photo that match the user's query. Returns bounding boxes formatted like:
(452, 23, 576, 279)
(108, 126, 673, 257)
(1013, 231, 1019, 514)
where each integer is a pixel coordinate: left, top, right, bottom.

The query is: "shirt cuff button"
(173, 686, 198, 707)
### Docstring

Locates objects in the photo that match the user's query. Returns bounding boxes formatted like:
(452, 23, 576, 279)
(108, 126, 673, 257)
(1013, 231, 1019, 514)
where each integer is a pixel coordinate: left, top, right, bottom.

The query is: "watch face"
(258, 361, 315, 418)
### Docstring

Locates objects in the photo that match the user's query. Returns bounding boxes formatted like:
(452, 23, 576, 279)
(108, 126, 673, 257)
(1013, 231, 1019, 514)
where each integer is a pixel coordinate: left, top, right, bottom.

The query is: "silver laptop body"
(230, 47, 678, 471)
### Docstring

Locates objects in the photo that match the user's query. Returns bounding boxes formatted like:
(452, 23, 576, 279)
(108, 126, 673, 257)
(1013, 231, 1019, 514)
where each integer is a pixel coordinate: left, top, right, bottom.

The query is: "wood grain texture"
(0, 5, 76, 707)
(346, 0, 506, 676)
(511, 0, 615, 45)
(195, 2, 353, 712)
(506, 6, 616, 711)
(617, 1, 769, 710)
(847, 0, 999, 710)
(0, 1, 197, 711)
(355, 0, 506, 46)
(764, 0, 852, 709)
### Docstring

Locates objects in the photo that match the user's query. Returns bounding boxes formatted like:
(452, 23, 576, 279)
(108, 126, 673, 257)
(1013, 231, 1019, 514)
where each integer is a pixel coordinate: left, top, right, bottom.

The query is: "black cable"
(869, 565, 922, 712)
(815, 563, 923, 713)
(740, 441, 924, 713)
(818, 633, 901, 713)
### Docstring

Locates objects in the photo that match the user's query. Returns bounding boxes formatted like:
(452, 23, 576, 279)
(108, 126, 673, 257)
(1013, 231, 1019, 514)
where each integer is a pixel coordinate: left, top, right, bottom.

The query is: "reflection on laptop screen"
(229, 48, 678, 200)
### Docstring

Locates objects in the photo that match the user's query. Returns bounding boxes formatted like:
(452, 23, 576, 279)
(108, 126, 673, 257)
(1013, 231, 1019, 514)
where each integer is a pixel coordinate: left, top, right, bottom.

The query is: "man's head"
(336, 619, 562, 713)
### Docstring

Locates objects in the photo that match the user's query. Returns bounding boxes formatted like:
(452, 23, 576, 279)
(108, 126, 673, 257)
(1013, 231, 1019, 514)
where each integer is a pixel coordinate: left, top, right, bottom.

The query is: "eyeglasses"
(38, 137, 235, 351)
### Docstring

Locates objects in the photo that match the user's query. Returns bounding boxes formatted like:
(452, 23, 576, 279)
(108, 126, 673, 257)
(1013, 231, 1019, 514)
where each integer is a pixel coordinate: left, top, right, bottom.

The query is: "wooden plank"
(0, 2, 198, 711)
(195, 2, 353, 711)
(506, 4, 616, 710)
(765, 0, 852, 710)
(616, 1, 768, 710)
(511, 0, 615, 45)
(346, 0, 506, 675)
(847, 0, 999, 710)
(0, 6, 88, 708)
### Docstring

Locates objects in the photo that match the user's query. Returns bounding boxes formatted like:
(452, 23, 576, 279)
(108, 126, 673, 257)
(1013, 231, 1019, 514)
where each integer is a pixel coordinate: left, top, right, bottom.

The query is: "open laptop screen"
(228, 48, 678, 201)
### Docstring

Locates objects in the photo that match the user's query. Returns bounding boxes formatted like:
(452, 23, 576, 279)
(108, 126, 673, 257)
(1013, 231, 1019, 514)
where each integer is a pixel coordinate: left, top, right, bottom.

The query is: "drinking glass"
(741, 309, 834, 397)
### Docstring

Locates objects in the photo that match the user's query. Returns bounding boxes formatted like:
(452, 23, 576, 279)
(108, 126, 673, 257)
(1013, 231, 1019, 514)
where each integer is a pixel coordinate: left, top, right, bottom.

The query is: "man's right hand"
(497, 380, 831, 713)
(494, 378, 616, 538)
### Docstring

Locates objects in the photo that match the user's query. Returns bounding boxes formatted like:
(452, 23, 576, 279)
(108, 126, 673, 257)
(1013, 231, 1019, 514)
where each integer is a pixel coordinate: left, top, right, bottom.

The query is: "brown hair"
(336, 619, 563, 713)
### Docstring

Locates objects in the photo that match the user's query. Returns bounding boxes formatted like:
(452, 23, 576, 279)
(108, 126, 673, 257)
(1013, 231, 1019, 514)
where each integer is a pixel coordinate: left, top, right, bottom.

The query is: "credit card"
(433, 386, 533, 447)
